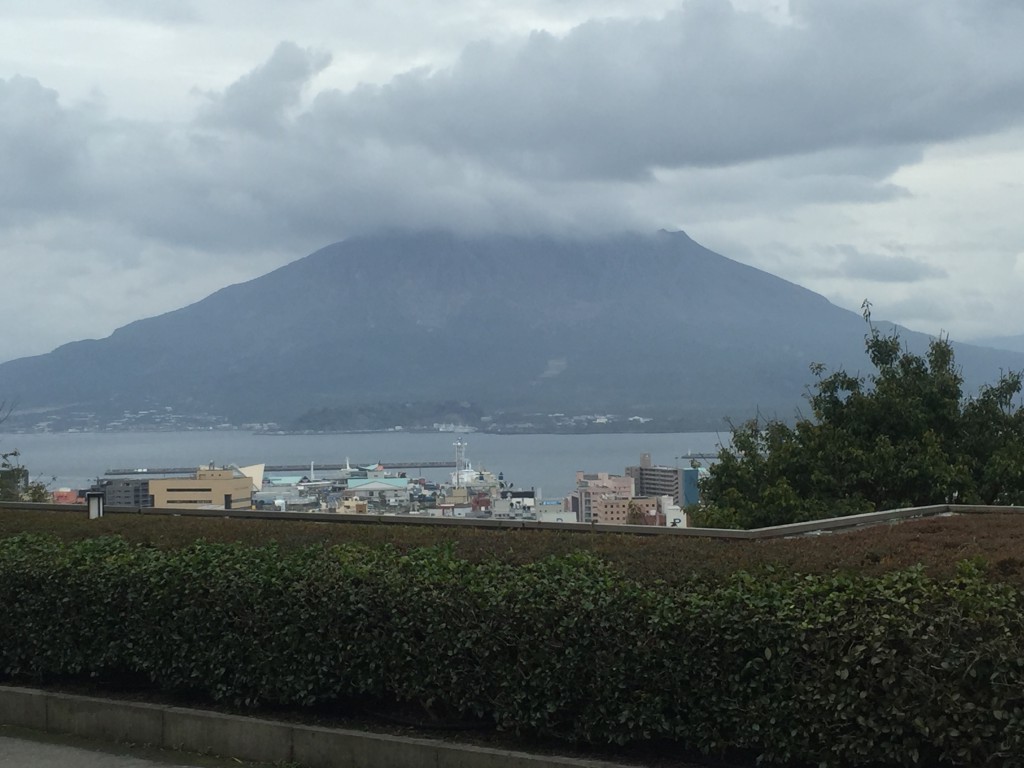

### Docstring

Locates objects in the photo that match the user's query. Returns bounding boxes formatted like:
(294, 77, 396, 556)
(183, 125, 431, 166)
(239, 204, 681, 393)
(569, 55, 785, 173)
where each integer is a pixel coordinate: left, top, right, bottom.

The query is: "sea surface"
(2, 430, 728, 500)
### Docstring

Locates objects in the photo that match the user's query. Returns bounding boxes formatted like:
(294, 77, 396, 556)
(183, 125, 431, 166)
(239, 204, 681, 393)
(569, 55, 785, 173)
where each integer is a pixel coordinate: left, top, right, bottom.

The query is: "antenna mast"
(454, 439, 467, 488)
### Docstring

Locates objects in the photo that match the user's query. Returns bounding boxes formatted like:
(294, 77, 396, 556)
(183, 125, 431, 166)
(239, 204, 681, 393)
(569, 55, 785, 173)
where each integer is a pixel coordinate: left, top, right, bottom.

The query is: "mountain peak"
(1, 230, 1020, 432)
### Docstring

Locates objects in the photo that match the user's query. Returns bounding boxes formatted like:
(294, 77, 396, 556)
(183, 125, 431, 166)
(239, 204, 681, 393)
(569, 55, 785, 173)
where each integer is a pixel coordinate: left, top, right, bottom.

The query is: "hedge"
(1, 533, 1023, 766)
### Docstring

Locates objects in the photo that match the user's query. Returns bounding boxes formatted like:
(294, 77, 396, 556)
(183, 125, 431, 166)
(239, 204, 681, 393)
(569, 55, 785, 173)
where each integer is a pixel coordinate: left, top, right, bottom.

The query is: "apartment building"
(625, 453, 685, 505)
(99, 478, 152, 507)
(564, 471, 635, 523)
(590, 495, 659, 525)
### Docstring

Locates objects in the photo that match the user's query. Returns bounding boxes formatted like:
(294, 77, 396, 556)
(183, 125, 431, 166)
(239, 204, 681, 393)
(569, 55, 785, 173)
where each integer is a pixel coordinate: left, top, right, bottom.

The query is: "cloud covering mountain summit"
(1, 2, 1024, 360)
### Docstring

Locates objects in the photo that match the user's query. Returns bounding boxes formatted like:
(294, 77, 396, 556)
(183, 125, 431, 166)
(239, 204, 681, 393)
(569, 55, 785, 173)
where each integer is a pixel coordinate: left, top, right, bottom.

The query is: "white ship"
(435, 423, 477, 433)
(449, 440, 499, 489)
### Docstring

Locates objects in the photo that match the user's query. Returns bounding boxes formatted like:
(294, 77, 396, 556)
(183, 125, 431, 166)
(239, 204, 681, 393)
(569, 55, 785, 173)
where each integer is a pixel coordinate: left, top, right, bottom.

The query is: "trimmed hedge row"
(1, 534, 1023, 766)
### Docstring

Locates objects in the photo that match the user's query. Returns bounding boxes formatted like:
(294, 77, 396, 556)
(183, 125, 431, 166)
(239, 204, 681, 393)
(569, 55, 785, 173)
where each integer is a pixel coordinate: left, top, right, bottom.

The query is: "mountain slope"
(967, 334, 1024, 355)
(2, 230, 1021, 430)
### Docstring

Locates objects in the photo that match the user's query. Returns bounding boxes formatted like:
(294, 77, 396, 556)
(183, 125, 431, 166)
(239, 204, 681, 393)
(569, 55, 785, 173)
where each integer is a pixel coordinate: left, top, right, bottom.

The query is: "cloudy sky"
(2, 0, 1023, 362)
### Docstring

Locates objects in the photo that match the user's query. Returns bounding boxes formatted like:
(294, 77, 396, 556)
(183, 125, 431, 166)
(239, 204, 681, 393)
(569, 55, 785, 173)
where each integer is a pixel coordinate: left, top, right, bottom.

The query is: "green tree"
(626, 499, 645, 525)
(694, 307, 1024, 528)
(0, 404, 51, 502)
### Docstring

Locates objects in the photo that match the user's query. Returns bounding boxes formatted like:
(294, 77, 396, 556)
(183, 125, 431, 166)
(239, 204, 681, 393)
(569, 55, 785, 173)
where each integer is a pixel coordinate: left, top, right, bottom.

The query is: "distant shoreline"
(3, 425, 729, 438)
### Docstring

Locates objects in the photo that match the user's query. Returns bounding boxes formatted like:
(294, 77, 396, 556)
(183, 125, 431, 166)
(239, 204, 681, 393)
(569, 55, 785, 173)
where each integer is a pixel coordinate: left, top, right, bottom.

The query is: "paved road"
(0, 728, 274, 768)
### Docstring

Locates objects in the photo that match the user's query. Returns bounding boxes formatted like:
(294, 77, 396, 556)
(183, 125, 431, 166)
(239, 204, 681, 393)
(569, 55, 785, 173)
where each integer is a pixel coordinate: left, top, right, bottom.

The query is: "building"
(536, 499, 568, 523)
(492, 489, 537, 519)
(589, 495, 658, 525)
(149, 464, 256, 510)
(344, 475, 410, 505)
(51, 488, 84, 505)
(658, 494, 685, 527)
(335, 497, 369, 514)
(564, 471, 635, 523)
(98, 478, 152, 507)
(681, 466, 703, 507)
(626, 453, 685, 506)
(254, 487, 319, 510)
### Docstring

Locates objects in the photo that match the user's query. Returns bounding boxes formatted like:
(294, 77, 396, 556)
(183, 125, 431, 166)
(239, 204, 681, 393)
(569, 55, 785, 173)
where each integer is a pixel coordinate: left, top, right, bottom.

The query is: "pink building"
(564, 471, 635, 523)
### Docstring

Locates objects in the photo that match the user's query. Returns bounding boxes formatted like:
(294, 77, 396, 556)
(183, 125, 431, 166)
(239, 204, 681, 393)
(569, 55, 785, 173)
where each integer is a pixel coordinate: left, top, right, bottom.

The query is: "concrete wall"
(1, 500, 1016, 539)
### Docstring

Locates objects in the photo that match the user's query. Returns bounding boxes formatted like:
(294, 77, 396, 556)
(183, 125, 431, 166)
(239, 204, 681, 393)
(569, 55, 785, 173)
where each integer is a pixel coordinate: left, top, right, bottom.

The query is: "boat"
(448, 440, 499, 490)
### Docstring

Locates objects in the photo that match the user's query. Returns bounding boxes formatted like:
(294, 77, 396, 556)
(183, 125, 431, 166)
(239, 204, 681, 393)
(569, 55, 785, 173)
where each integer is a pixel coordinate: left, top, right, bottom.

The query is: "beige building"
(589, 495, 658, 525)
(564, 471, 635, 523)
(563, 471, 670, 525)
(336, 498, 369, 514)
(149, 465, 256, 510)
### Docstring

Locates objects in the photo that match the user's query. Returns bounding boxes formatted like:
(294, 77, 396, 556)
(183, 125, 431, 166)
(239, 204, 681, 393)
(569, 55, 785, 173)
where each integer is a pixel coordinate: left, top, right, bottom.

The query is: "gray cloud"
(2, 1, 1024, 360)
(4, 2, 1024, 253)
(6, 0, 1023, 257)
(198, 42, 332, 134)
(832, 289, 956, 334)
(0, 1, 197, 21)
(101, 0, 198, 23)
(311, 1, 1024, 181)
(833, 246, 948, 283)
(0, 76, 90, 216)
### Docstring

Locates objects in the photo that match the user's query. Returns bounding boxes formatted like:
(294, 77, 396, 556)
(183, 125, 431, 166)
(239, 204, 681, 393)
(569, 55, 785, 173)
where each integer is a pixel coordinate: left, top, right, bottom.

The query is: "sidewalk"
(1, 685, 638, 768)
(0, 726, 273, 768)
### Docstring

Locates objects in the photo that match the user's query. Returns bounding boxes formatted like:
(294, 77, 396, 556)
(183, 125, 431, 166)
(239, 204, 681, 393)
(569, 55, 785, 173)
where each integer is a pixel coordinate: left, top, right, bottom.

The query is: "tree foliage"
(1, 448, 50, 502)
(696, 309, 1024, 528)
(0, 403, 50, 502)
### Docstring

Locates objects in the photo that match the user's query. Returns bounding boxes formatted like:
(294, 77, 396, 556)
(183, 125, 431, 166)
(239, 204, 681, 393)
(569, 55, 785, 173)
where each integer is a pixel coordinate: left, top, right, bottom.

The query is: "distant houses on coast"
(40, 450, 704, 528)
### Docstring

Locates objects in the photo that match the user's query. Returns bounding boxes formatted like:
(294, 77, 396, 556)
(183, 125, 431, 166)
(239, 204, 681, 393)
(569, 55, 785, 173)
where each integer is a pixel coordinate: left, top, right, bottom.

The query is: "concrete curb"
(0, 685, 631, 768)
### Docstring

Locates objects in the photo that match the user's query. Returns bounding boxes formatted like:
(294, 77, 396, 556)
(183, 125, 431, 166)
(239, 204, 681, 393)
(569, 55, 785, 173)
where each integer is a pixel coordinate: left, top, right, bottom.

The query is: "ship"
(448, 440, 499, 490)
